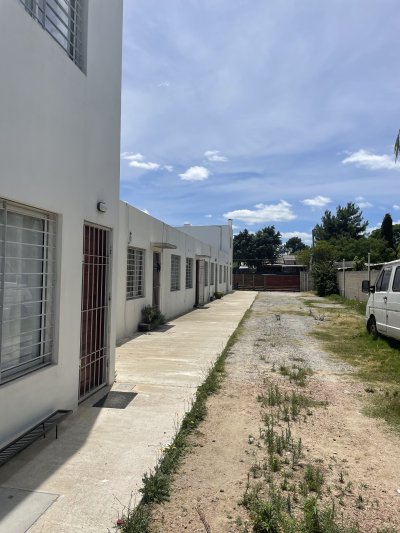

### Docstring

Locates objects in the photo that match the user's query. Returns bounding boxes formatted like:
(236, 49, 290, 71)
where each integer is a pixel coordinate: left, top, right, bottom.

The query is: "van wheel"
(367, 317, 378, 339)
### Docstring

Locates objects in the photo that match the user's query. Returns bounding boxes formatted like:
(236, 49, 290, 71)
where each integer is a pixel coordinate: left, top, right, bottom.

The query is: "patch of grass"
(326, 294, 367, 316)
(279, 364, 313, 387)
(364, 389, 400, 429)
(243, 484, 360, 533)
(311, 296, 400, 429)
(117, 306, 253, 531)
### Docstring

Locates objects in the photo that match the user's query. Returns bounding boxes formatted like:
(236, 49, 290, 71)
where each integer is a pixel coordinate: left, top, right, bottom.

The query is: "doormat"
(92, 391, 137, 409)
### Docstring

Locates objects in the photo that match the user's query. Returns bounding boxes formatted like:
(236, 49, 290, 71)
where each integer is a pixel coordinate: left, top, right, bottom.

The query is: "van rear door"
(372, 266, 392, 334)
(386, 266, 400, 340)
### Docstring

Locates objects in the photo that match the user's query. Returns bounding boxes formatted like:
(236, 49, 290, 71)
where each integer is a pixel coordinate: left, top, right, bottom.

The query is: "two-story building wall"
(0, 0, 123, 448)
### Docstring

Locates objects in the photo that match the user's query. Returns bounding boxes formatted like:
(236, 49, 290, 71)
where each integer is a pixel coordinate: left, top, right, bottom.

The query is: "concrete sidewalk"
(0, 291, 255, 533)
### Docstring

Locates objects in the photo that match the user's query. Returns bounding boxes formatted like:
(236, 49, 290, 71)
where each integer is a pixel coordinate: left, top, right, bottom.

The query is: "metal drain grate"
(92, 391, 137, 409)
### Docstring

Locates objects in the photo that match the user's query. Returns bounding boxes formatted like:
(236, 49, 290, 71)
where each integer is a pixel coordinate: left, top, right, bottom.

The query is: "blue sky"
(120, 0, 400, 244)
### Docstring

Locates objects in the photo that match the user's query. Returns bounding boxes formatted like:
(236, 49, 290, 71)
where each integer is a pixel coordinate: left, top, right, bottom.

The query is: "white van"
(362, 259, 400, 340)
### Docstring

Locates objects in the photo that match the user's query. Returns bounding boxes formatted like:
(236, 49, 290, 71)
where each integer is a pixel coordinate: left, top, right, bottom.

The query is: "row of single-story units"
(0, 195, 233, 450)
(116, 202, 233, 342)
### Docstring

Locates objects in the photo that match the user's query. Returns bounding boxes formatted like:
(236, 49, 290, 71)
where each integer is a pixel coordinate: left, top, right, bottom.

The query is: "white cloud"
(355, 196, 373, 209)
(342, 149, 400, 171)
(129, 160, 160, 170)
(121, 151, 167, 171)
(121, 152, 144, 161)
(205, 214, 213, 218)
(393, 205, 400, 210)
(158, 81, 170, 88)
(179, 166, 210, 181)
(204, 150, 228, 162)
(301, 195, 331, 208)
(223, 200, 296, 224)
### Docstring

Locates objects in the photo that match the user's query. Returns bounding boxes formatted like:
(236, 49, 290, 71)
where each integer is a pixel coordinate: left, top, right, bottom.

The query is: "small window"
(185, 258, 193, 289)
(392, 267, 400, 292)
(171, 255, 181, 291)
(126, 248, 145, 299)
(204, 261, 209, 286)
(376, 267, 392, 292)
(210, 262, 215, 285)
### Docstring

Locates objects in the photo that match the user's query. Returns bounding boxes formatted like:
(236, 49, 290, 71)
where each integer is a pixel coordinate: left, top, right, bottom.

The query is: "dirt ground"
(150, 292, 400, 533)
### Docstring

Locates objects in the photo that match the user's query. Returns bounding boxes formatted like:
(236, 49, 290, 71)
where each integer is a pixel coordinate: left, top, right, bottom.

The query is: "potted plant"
(139, 305, 166, 332)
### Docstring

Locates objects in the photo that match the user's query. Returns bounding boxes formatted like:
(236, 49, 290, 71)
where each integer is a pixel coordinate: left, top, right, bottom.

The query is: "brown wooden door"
(79, 224, 110, 399)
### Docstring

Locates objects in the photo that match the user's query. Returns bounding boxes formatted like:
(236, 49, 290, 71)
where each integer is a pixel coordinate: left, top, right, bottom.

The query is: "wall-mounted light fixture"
(97, 201, 107, 213)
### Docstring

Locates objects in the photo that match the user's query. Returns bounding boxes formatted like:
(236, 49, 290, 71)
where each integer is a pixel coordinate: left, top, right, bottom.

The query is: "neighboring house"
(116, 204, 233, 342)
(0, 0, 123, 448)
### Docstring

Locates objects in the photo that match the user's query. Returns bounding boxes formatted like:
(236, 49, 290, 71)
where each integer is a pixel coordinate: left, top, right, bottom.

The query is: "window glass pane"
(392, 267, 400, 292)
(379, 268, 392, 292)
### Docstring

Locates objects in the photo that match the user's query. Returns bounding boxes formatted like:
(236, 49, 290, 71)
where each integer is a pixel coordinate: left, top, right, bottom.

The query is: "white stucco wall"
(0, 0, 123, 447)
(117, 204, 233, 342)
(177, 224, 234, 256)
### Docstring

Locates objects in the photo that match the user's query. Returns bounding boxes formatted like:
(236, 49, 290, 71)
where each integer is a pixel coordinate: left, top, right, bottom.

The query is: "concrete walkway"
(0, 291, 255, 532)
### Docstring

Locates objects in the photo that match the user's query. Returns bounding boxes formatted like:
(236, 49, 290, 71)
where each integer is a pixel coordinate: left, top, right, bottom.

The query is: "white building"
(0, 0, 233, 453)
(116, 203, 233, 342)
(0, 0, 123, 448)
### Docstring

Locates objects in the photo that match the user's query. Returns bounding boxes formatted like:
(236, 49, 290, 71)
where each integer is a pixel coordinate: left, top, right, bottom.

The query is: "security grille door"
(196, 259, 205, 306)
(79, 224, 110, 399)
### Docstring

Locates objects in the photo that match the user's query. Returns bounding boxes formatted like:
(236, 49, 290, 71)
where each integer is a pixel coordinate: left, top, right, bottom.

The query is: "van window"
(376, 267, 392, 292)
(392, 267, 400, 292)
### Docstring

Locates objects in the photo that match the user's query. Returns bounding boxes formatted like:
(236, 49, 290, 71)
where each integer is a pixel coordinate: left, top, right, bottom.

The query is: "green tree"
(381, 213, 394, 249)
(233, 229, 255, 266)
(253, 226, 282, 266)
(310, 241, 338, 296)
(284, 236, 307, 254)
(314, 202, 368, 241)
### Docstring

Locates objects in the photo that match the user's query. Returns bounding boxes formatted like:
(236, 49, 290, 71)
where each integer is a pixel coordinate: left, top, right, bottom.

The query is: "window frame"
(170, 254, 181, 291)
(126, 247, 145, 300)
(185, 257, 193, 289)
(0, 198, 57, 384)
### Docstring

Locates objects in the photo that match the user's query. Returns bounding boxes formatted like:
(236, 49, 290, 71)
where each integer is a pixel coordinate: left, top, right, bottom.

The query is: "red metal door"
(79, 224, 110, 399)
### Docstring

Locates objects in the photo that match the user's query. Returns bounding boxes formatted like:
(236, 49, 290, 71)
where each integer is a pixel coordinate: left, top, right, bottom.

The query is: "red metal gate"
(233, 273, 300, 292)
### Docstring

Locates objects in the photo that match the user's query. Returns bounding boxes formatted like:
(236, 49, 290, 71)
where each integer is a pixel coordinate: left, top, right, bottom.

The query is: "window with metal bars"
(126, 248, 145, 299)
(19, 0, 86, 71)
(185, 258, 193, 289)
(210, 262, 214, 285)
(170, 255, 181, 291)
(0, 199, 56, 383)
